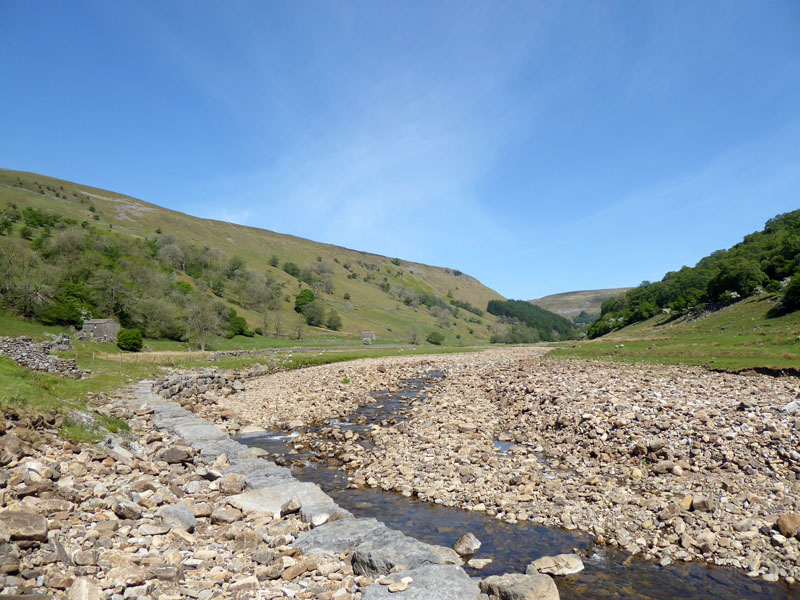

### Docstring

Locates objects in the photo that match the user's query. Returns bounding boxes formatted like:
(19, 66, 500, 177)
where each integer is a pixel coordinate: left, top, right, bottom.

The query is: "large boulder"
(352, 528, 458, 576)
(480, 573, 559, 600)
(293, 518, 387, 556)
(362, 564, 480, 600)
(227, 482, 332, 518)
(529, 553, 584, 576)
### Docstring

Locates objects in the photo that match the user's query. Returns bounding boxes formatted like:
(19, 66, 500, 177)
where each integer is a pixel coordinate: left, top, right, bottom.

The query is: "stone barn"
(80, 319, 121, 341)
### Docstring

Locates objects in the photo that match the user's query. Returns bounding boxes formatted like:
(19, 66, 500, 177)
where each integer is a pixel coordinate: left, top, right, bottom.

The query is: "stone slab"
(362, 564, 480, 600)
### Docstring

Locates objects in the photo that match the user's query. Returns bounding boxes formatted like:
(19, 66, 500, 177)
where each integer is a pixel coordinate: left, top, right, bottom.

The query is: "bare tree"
(185, 296, 222, 351)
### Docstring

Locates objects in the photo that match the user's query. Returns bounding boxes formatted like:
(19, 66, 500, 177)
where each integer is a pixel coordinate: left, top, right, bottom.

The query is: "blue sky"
(2, 2, 799, 299)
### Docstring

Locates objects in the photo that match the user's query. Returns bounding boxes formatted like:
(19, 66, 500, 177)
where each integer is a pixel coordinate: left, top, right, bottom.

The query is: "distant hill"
(0, 168, 508, 345)
(530, 288, 632, 322)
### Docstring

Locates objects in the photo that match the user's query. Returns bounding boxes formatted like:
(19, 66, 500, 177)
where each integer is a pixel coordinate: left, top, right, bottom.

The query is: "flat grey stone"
(352, 528, 456, 576)
(293, 518, 387, 555)
(170, 421, 228, 443)
(227, 482, 332, 517)
(299, 503, 353, 527)
(198, 440, 254, 462)
(160, 503, 196, 532)
(362, 565, 480, 600)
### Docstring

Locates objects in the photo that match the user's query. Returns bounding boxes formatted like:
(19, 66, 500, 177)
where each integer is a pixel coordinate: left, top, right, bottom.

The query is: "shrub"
(426, 331, 445, 345)
(255, 327, 263, 335)
(117, 329, 143, 352)
(226, 315, 248, 338)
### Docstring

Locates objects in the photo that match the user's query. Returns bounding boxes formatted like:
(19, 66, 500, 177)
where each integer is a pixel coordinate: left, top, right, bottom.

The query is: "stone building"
(80, 319, 121, 341)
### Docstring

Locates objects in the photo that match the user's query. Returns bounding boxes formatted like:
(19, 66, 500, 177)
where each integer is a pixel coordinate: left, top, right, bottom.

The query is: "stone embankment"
(2, 371, 533, 599)
(209, 348, 800, 586)
(0, 334, 84, 378)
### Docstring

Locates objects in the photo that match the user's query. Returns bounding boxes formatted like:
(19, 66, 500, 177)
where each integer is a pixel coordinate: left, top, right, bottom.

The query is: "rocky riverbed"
(0, 392, 380, 599)
(209, 348, 800, 587)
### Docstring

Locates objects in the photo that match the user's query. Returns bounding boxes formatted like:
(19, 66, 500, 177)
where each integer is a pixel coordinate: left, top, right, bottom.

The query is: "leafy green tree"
(283, 262, 301, 278)
(117, 328, 143, 352)
(302, 301, 326, 327)
(294, 289, 315, 313)
(781, 272, 800, 312)
(269, 255, 280, 268)
(326, 309, 343, 331)
(707, 258, 767, 301)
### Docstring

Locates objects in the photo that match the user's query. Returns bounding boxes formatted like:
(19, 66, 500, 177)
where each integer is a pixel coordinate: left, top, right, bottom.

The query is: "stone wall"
(0, 335, 84, 378)
(151, 365, 278, 400)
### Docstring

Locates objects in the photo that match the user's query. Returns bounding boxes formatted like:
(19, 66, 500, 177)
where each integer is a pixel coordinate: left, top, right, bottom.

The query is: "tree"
(326, 309, 343, 331)
(781, 272, 800, 312)
(294, 289, 315, 313)
(293, 313, 305, 340)
(707, 258, 767, 302)
(269, 255, 280, 268)
(185, 297, 222, 351)
(302, 301, 326, 327)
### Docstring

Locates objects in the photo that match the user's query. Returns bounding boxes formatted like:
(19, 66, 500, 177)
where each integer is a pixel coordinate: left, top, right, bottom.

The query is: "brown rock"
(776, 513, 800, 538)
(219, 473, 247, 495)
(283, 561, 310, 580)
(67, 577, 102, 600)
(0, 510, 48, 542)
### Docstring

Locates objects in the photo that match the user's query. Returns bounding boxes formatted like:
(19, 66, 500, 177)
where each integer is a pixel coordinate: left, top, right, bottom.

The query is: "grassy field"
(0, 310, 485, 440)
(551, 293, 800, 373)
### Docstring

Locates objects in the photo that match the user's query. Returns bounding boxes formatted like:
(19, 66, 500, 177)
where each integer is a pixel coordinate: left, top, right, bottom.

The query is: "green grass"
(0, 309, 484, 446)
(551, 294, 800, 372)
(0, 312, 69, 340)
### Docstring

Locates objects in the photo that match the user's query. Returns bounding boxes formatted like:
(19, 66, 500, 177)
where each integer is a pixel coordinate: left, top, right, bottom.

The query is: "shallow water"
(240, 372, 800, 599)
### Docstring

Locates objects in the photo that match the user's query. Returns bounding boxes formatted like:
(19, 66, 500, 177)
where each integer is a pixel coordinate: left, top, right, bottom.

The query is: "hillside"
(552, 292, 800, 373)
(530, 288, 632, 322)
(587, 209, 800, 338)
(0, 168, 509, 346)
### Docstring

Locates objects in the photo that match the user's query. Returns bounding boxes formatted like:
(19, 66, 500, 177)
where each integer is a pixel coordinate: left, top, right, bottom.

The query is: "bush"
(117, 329, 143, 352)
(226, 315, 248, 338)
(255, 327, 264, 335)
(426, 331, 445, 345)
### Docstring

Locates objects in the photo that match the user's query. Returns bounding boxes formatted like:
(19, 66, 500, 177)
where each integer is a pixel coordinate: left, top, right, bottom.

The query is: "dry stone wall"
(0, 335, 84, 378)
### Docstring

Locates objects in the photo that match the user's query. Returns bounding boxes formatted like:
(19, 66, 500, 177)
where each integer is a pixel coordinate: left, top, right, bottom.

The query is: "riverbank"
(212, 348, 800, 586)
(0, 386, 368, 599)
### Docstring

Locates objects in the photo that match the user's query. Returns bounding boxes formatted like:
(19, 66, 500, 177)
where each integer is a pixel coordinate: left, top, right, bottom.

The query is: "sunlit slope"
(0, 168, 505, 341)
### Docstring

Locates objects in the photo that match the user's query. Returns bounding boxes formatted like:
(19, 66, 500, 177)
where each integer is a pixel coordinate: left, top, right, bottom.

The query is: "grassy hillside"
(530, 288, 632, 321)
(0, 168, 507, 345)
(587, 209, 800, 338)
(552, 293, 800, 373)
